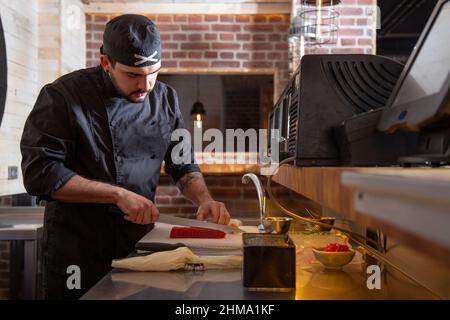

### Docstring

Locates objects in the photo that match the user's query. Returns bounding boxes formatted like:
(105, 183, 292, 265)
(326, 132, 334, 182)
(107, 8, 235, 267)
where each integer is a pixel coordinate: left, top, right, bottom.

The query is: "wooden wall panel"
(0, 0, 86, 196)
(0, 0, 38, 196)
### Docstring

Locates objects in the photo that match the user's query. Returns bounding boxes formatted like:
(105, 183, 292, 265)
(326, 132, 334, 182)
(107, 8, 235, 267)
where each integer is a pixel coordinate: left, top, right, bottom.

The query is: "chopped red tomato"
(325, 243, 350, 252)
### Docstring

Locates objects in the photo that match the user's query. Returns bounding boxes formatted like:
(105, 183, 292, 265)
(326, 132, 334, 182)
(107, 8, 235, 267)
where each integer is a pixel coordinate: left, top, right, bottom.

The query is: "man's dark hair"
(108, 55, 116, 68)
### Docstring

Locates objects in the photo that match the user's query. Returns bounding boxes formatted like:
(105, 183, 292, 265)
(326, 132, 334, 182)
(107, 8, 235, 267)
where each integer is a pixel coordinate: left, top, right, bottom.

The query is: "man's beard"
(109, 71, 149, 103)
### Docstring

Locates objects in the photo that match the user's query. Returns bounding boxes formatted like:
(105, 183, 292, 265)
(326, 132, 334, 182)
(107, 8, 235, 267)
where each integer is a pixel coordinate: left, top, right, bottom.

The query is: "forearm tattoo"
(176, 172, 204, 193)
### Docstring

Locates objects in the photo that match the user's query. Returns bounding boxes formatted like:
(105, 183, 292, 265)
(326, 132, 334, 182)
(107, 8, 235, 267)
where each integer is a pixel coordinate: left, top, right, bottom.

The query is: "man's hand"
(176, 172, 232, 225)
(196, 200, 231, 225)
(115, 188, 160, 225)
(50, 175, 159, 225)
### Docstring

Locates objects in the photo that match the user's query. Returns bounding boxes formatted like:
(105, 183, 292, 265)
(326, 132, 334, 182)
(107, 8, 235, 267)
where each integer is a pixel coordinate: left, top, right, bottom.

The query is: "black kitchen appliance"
(268, 54, 406, 166)
(269, 0, 450, 167)
(333, 109, 418, 166)
(377, 0, 450, 167)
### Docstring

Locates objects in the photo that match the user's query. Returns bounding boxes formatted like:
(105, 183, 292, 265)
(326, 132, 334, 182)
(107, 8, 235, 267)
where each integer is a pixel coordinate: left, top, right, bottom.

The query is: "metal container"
(262, 217, 293, 234)
(242, 233, 296, 291)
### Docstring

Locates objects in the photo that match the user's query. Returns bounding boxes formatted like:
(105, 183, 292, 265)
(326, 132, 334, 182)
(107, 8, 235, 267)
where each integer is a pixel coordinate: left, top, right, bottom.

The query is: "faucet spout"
(242, 173, 267, 231)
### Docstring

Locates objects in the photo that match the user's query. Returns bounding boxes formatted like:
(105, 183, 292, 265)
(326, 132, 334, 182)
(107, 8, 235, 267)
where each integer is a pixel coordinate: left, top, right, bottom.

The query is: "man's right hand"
(115, 188, 160, 225)
(51, 175, 159, 225)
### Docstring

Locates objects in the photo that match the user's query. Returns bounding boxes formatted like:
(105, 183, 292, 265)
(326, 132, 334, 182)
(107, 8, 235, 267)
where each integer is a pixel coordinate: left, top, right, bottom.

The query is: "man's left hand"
(196, 200, 231, 225)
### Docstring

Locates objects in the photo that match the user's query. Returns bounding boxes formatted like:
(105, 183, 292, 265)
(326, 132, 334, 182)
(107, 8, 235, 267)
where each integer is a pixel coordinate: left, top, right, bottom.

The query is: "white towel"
(112, 247, 243, 271)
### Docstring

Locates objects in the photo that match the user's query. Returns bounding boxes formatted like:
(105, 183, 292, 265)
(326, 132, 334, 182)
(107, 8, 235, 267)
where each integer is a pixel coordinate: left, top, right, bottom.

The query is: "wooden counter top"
(272, 165, 450, 263)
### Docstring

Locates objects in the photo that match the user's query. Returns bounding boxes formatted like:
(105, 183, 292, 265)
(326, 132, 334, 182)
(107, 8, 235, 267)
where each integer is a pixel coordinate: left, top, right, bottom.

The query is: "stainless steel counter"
(0, 208, 44, 240)
(82, 230, 440, 300)
(0, 206, 44, 300)
(81, 259, 438, 300)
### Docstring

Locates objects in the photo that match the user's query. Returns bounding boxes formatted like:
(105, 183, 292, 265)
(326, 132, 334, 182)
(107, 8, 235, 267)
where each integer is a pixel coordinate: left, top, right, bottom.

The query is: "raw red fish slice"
(170, 226, 226, 239)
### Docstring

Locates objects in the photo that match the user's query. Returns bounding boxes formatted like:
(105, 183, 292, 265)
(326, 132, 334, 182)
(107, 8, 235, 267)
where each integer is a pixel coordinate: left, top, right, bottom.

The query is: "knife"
(158, 214, 244, 234)
(108, 206, 244, 234)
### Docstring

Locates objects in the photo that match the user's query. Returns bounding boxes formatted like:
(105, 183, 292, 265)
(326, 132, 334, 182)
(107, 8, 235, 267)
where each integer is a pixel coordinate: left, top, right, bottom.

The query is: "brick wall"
(156, 174, 320, 223)
(86, 13, 291, 95)
(329, 0, 376, 54)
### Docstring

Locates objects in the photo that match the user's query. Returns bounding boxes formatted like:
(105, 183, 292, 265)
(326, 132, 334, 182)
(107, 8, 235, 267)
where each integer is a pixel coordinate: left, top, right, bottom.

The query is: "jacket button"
(150, 154, 156, 159)
(116, 156, 122, 162)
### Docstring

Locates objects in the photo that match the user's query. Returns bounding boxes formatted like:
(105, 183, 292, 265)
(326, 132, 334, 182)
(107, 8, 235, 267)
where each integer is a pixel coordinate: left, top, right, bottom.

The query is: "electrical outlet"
(8, 166, 18, 180)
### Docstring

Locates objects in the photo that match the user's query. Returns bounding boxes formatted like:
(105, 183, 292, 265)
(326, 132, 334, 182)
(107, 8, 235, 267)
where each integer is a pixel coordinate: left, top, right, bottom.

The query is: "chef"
(20, 14, 231, 300)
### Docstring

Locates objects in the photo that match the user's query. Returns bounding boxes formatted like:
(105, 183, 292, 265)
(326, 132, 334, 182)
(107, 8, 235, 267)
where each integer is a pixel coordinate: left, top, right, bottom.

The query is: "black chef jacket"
(20, 66, 200, 299)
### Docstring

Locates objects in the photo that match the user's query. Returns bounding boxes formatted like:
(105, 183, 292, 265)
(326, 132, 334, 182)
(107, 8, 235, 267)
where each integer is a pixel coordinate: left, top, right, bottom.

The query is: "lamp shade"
(190, 101, 206, 116)
(300, 0, 340, 46)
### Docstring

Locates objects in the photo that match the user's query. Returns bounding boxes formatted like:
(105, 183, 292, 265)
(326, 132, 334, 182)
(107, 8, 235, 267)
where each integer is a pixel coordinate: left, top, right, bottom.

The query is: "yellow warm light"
(195, 114, 202, 129)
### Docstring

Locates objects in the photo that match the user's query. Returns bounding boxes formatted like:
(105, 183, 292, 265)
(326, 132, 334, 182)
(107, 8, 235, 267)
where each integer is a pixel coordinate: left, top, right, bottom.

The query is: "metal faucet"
(242, 173, 267, 231)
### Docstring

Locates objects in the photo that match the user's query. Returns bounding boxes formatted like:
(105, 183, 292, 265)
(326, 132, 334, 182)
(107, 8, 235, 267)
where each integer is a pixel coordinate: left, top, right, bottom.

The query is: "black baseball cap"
(100, 14, 161, 67)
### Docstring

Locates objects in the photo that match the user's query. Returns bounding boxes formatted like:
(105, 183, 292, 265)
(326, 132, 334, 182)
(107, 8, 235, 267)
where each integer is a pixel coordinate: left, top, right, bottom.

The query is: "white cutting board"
(138, 222, 259, 251)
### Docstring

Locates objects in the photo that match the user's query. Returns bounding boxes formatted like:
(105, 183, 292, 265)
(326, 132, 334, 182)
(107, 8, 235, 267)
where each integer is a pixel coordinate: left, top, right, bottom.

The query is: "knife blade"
(158, 214, 244, 234)
(108, 206, 243, 234)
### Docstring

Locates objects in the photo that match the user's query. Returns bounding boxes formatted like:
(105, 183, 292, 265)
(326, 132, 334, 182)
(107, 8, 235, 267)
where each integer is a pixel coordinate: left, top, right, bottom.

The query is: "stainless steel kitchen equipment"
(0, 206, 44, 300)
(262, 217, 293, 234)
(241, 173, 267, 231)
